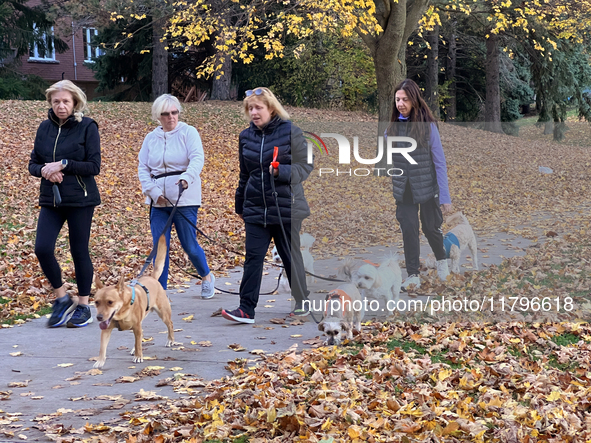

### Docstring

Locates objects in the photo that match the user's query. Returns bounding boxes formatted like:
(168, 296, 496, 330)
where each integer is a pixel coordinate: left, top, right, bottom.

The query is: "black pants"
(34, 206, 95, 296)
(396, 195, 445, 276)
(239, 220, 309, 318)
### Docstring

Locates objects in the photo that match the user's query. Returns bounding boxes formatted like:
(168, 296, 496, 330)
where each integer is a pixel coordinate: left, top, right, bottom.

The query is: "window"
(29, 25, 55, 61)
(83, 28, 103, 61)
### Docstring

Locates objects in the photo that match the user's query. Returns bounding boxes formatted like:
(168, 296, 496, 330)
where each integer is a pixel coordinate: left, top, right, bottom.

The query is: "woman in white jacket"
(138, 94, 215, 298)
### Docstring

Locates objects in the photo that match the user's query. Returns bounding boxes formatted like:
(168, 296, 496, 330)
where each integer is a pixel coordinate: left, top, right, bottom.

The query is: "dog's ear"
(94, 274, 104, 290)
(318, 321, 325, 332)
(117, 275, 126, 295)
(341, 322, 351, 332)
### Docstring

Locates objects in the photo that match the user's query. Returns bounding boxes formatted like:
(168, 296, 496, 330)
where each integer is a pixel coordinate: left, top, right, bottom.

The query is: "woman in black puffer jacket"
(222, 87, 313, 324)
(28, 80, 101, 329)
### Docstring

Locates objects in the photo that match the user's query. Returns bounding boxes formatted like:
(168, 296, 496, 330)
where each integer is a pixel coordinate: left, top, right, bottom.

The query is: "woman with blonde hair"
(138, 94, 215, 297)
(29, 80, 101, 328)
(222, 87, 313, 323)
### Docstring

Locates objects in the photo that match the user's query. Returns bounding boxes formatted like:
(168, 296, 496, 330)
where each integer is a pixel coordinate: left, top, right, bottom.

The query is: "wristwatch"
(61, 159, 68, 169)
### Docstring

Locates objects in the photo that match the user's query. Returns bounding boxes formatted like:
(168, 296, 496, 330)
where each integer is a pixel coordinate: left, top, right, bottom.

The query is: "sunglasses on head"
(245, 88, 265, 97)
(161, 110, 179, 117)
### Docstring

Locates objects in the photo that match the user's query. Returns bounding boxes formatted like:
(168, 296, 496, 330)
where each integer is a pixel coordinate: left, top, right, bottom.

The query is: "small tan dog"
(426, 211, 478, 274)
(318, 261, 365, 345)
(93, 235, 174, 369)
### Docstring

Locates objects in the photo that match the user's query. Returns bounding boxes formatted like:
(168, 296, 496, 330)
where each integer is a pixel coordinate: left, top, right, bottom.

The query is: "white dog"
(318, 260, 364, 345)
(353, 256, 402, 315)
(300, 233, 316, 286)
(426, 212, 478, 274)
(272, 233, 316, 293)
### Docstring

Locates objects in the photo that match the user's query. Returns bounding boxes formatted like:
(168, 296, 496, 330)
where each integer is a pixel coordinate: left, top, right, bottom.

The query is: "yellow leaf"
(348, 425, 362, 438)
(267, 406, 277, 423)
(438, 368, 452, 381)
(547, 391, 561, 401)
(57, 363, 73, 368)
(182, 315, 194, 322)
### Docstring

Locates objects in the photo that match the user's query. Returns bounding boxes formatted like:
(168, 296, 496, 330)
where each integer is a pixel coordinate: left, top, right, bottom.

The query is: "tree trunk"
(373, 44, 407, 175)
(445, 20, 457, 121)
(210, 55, 232, 100)
(484, 33, 503, 133)
(425, 24, 440, 119)
(355, 0, 430, 175)
(152, 19, 168, 100)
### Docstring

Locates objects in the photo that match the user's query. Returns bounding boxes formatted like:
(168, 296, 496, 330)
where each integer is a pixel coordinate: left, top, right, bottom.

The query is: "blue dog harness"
(443, 232, 460, 259)
(128, 279, 150, 312)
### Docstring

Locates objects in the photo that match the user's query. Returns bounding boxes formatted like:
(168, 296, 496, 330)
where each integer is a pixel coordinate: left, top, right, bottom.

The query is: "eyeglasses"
(245, 88, 265, 97)
(160, 110, 179, 117)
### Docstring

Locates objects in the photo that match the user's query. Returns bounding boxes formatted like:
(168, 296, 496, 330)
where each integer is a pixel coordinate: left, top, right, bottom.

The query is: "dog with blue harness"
(93, 235, 174, 369)
(426, 212, 478, 274)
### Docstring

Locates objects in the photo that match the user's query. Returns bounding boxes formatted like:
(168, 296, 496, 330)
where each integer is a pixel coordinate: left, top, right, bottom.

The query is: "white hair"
(151, 94, 183, 122)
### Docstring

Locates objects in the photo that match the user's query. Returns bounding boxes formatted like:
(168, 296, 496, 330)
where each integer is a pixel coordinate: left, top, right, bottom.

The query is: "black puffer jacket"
(390, 121, 439, 204)
(29, 109, 101, 207)
(235, 117, 313, 225)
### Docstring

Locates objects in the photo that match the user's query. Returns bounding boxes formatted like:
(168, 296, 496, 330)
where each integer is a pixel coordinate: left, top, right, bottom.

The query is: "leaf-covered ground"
(1, 101, 591, 442)
(1, 101, 590, 323)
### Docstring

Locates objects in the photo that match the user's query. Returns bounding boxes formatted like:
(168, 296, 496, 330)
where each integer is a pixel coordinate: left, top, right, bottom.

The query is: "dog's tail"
(380, 255, 401, 273)
(152, 234, 167, 280)
(300, 233, 315, 250)
(337, 258, 356, 282)
(446, 211, 468, 225)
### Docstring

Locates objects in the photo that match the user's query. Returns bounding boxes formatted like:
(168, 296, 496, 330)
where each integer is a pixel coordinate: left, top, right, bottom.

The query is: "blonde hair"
(243, 87, 290, 122)
(46, 80, 87, 122)
(152, 94, 183, 123)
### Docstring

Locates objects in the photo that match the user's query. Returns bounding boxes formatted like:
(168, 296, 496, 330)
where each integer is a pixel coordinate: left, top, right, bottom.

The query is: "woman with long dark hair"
(387, 79, 452, 290)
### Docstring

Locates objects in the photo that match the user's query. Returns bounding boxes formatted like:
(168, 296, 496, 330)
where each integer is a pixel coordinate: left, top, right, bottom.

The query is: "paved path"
(0, 230, 534, 441)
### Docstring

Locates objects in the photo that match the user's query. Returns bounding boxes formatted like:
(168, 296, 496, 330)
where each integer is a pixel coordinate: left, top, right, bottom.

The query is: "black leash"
(169, 254, 284, 296)
(163, 195, 345, 283)
(269, 162, 324, 324)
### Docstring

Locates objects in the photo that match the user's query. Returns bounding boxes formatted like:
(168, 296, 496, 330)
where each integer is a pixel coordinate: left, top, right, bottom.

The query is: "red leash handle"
(271, 146, 279, 169)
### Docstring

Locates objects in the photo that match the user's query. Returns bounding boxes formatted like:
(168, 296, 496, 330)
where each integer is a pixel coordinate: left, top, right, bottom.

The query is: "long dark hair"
(387, 79, 437, 145)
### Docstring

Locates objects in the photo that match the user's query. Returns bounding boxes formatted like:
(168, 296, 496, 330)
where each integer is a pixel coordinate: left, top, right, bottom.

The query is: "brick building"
(16, 0, 101, 98)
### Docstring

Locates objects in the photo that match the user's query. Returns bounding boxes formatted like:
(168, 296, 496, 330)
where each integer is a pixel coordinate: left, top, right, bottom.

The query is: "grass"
(515, 108, 580, 128)
(0, 305, 52, 325)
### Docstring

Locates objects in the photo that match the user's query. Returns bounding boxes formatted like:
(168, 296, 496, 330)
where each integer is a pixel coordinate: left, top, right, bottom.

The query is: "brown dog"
(93, 235, 174, 369)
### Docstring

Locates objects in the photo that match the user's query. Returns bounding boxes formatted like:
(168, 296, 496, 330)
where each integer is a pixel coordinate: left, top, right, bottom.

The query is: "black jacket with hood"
(29, 109, 101, 207)
(235, 116, 312, 225)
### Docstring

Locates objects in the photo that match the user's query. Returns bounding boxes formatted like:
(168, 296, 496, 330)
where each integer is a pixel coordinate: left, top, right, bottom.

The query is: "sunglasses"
(160, 110, 179, 117)
(245, 88, 265, 97)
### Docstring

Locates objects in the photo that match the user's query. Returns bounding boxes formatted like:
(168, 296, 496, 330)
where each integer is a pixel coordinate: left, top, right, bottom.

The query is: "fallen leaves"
(54, 319, 591, 442)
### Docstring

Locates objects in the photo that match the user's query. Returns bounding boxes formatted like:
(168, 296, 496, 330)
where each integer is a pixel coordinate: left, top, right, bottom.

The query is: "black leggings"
(34, 206, 95, 296)
(239, 220, 309, 318)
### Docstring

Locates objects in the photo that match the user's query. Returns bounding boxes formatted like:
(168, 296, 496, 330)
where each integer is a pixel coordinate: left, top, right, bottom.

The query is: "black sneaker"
(66, 304, 93, 328)
(47, 296, 76, 328)
(221, 308, 254, 324)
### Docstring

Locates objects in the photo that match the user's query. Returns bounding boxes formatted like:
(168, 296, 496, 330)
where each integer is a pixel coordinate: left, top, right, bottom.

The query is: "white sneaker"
(401, 274, 421, 291)
(437, 259, 450, 281)
(201, 273, 216, 299)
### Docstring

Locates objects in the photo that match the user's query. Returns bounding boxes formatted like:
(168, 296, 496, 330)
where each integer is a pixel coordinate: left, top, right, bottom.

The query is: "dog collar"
(128, 280, 150, 312)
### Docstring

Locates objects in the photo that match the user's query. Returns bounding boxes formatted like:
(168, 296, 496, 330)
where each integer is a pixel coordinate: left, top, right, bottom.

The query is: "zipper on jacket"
(163, 135, 168, 206)
(52, 125, 63, 207)
(259, 135, 267, 227)
(76, 175, 88, 197)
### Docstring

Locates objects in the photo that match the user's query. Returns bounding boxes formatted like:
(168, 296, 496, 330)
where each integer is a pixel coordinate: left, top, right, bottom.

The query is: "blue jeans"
(150, 206, 210, 289)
